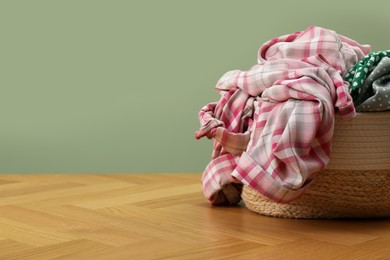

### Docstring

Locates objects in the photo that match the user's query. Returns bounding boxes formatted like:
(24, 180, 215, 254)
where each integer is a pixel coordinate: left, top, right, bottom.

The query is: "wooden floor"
(0, 173, 389, 259)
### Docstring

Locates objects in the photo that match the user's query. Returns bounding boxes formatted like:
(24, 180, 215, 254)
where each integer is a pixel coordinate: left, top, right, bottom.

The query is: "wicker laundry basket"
(242, 112, 390, 218)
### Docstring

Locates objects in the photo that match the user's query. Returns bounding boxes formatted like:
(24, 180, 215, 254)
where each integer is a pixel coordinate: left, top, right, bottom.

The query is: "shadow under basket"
(242, 112, 390, 219)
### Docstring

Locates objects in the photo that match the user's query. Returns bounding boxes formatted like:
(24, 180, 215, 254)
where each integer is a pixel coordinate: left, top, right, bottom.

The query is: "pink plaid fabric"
(196, 26, 370, 205)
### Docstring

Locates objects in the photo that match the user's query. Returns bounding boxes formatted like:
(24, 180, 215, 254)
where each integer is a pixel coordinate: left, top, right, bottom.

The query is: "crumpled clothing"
(344, 51, 390, 111)
(195, 26, 370, 205)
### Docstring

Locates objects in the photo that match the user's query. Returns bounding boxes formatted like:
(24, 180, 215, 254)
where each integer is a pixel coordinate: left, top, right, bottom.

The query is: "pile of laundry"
(195, 26, 390, 206)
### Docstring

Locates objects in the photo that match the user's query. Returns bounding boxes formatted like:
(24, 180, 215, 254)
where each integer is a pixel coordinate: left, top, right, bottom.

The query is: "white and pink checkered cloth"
(195, 26, 370, 205)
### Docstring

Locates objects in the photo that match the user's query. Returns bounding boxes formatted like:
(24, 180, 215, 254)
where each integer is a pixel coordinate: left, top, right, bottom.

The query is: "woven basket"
(242, 112, 390, 219)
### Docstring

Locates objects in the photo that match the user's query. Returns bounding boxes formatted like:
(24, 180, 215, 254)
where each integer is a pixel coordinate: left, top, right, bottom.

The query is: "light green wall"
(1, 0, 389, 173)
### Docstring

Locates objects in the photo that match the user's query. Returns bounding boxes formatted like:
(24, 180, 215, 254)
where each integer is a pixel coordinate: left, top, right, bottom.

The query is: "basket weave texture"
(242, 112, 390, 218)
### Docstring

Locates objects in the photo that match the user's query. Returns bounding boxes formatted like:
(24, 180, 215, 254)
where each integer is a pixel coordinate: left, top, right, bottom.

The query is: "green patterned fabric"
(345, 50, 390, 101)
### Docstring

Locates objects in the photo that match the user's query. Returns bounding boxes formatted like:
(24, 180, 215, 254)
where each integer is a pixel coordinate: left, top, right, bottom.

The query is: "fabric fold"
(196, 26, 370, 205)
(344, 51, 390, 112)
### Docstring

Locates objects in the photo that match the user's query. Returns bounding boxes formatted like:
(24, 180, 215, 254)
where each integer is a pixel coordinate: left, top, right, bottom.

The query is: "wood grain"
(0, 173, 389, 259)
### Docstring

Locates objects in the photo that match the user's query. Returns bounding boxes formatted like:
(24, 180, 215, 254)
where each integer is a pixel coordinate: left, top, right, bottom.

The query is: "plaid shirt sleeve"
(196, 26, 370, 205)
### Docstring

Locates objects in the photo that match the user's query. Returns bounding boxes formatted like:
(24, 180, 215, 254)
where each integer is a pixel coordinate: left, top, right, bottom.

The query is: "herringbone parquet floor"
(0, 173, 389, 259)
